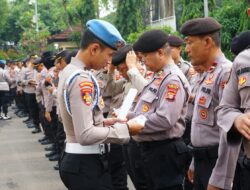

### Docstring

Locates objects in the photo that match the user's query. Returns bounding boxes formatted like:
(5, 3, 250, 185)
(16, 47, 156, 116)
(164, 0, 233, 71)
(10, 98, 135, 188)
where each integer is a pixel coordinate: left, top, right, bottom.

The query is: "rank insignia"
(80, 89, 92, 106)
(205, 74, 214, 85)
(154, 79, 162, 86)
(165, 84, 179, 101)
(200, 109, 208, 120)
(100, 98, 105, 107)
(239, 76, 247, 86)
(199, 96, 206, 105)
(79, 81, 93, 89)
(142, 104, 149, 113)
(220, 81, 227, 89)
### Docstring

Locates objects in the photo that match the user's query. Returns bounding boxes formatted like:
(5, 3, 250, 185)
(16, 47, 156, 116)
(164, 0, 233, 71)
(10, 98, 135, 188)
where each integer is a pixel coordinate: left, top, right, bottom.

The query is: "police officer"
(21, 56, 40, 132)
(180, 17, 239, 190)
(216, 30, 250, 190)
(0, 59, 13, 120)
(167, 35, 193, 81)
(109, 45, 149, 190)
(126, 29, 191, 190)
(57, 19, 143, 190)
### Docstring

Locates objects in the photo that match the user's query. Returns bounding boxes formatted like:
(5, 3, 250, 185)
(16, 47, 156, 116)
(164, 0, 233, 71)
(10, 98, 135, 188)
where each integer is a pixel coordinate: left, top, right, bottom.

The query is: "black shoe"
(32, 128, 41, 134)
(41, 139, 52, 145)
(44, 144, 55, 151)
(38, 136, 48, 143)
(54, 163, 59, 170)
(18, 112, 27, 118)
(49, 154, 59, 161)
(45, 151, 57, 158)
(23, 118, 32, 123)
(27, 124, 35, 128)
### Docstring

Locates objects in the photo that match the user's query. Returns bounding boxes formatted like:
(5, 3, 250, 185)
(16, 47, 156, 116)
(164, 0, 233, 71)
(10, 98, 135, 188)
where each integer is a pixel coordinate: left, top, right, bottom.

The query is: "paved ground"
(0, 110, 135, 190)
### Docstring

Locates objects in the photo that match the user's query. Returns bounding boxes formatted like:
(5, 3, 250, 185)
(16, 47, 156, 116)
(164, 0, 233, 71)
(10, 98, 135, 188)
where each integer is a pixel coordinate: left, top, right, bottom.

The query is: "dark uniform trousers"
(123, 139, 148, 190)
(16, 91, 28, 114)
(139, 138, 191, 190)
(25, 93, 39, 127)
(0, 91, 9, 115)
(108, 144, 128, 190)
(38, 103, 53, 139)
(9, 87, 16, 105)
(232, 148, 250, 190)
(192, 145, 218, 190)
(59, 152, 113, 190)
(182, 119, 194, 190)
(55, 121, 66, 156)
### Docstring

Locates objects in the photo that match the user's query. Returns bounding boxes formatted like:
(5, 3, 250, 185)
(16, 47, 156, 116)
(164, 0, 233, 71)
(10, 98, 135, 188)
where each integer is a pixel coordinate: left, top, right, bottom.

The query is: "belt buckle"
(99, 144, 105, 155)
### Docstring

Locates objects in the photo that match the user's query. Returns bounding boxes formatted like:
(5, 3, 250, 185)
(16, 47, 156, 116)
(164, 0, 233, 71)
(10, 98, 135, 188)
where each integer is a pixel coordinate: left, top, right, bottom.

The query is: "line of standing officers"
(55, 12, 250, 190)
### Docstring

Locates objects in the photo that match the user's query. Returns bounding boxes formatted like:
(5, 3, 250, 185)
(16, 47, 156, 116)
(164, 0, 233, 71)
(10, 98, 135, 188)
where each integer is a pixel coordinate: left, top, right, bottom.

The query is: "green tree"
(115, 0, 148, 39)
(0, 0, 8, 32)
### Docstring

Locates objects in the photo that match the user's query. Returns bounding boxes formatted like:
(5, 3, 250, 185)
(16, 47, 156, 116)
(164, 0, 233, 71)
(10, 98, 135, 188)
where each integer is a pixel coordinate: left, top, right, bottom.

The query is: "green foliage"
(115, 0, 147, 39)
(0, 50, 8, 60)
(64, 0, 96, 28)
(70, 31, 81, 48)
(177, 0, 250, 60)
(211, 0, 249, 59)
(20, 27, 50, 55)
(0, 0, 8, 27)
(127, 25, 179, 43)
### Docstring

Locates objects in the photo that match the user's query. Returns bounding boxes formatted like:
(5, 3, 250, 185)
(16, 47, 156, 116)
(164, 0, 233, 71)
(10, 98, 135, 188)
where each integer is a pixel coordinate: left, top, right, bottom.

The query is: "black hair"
(0, 63, 5, 69)
(200, 31, 221, 47)
(80, 29, 105, 50)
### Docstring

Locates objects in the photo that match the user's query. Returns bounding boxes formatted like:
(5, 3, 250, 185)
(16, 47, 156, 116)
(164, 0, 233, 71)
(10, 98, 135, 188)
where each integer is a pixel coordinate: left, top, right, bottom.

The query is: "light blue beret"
(86, 19, 125, 50)
(0, 60, 6, 64)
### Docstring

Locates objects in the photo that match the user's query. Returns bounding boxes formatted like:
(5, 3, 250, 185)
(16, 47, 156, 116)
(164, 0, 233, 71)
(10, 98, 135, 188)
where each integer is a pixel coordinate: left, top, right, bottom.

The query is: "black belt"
(191, 145, 218, 160)
(139, 138, 180, 149)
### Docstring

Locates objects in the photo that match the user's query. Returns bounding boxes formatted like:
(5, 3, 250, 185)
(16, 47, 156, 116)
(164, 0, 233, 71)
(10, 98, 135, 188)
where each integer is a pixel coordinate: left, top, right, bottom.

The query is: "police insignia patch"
(79, 81, 93, 106)
(200, 109, 208, 120)
(142, 104, 149, 113)
(81, 89, 92, 106)
(165, 84, 179, 101)
(239, 76, 247, 86)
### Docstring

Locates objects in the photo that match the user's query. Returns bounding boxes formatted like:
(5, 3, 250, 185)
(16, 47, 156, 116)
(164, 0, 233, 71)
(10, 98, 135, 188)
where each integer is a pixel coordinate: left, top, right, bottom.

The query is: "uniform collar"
(207, 53, 225, 73)
(177, 57, 185, 67)
(154, 61, 173, 79)
(71, 57, 86, 70)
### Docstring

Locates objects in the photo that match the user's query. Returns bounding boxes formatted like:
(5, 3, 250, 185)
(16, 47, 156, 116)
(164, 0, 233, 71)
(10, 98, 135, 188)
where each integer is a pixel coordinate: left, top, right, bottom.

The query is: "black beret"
(133, 30, 169, 53)
(32, 57, 42, 66)
(167, 35, 184, 47)
(231, 30, 250, 55)
(112, 45, 132, 66)
(41, 51, 55, 69)
(54, 50, 74, 64)
(180, 17, 222, 36)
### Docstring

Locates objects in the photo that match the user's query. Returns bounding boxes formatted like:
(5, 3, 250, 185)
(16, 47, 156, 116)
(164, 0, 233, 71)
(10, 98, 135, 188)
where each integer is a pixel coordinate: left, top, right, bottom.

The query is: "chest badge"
(239, 76, 247, 86)
(199, 96, 206, 106)
(142, 104, 149, 113)
(200, 109, 208, 120)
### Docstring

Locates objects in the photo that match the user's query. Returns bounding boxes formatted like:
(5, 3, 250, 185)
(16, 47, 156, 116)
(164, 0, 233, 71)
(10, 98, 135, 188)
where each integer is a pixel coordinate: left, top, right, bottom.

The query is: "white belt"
(65, 143, 106, 154)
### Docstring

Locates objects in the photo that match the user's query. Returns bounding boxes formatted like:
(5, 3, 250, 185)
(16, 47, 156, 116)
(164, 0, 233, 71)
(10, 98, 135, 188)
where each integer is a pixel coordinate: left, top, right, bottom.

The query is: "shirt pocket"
(139, 92, 158, 115)
(195, 94, 214, 126)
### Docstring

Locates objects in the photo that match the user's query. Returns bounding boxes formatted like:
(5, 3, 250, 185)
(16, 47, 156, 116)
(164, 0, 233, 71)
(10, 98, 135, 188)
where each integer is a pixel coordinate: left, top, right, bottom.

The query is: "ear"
(203, 36, 213, 48)
(157, 48, 165, 57)
(89, 43, 100, 55)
